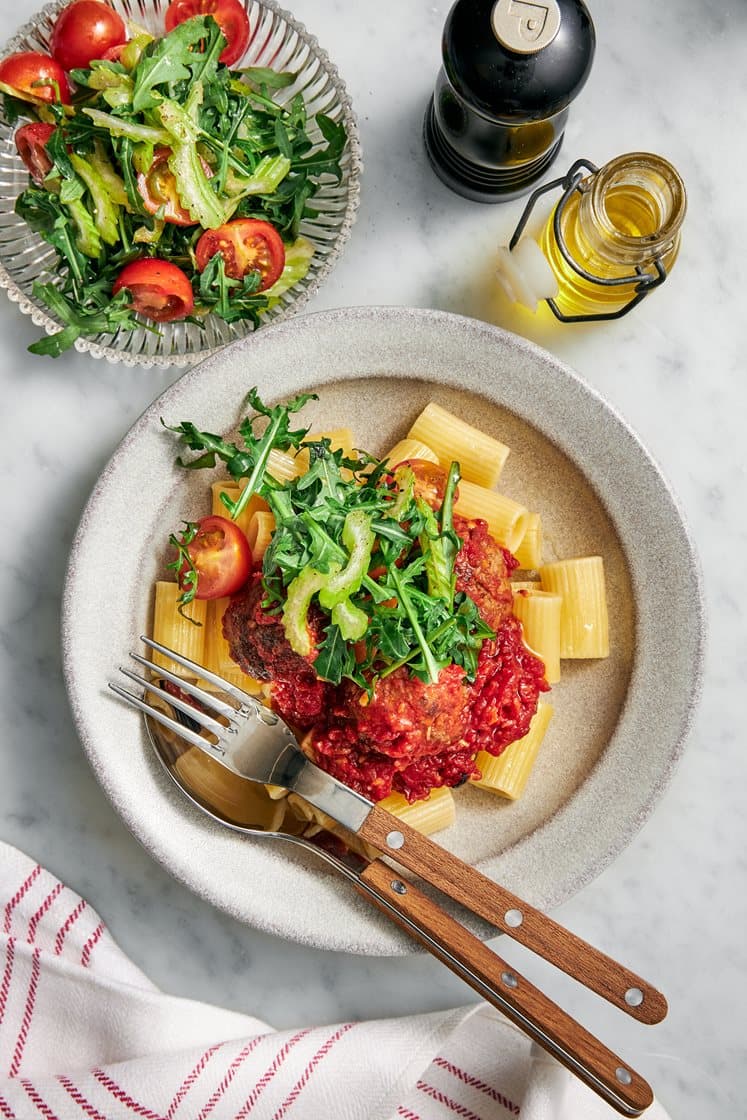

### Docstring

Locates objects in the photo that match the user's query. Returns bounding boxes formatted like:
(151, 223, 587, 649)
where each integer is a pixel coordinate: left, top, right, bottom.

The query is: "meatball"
(222, 574, 329, 727)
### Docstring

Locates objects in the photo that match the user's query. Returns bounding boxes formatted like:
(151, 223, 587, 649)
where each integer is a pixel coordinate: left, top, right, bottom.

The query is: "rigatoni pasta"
(454, 478, 529, 553)
(151, 581, 206, 676)
(384, 437, 439, 465)
(408, 401, 510, 488)
(471, 703, 554, 800)
(539, 556, 610, 659)
(513, 512, 542, 569)
(511, 588, 562, 684)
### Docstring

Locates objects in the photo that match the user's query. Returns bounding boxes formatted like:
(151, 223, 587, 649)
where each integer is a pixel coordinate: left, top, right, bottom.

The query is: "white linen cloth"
(0, 841, 671, 1119)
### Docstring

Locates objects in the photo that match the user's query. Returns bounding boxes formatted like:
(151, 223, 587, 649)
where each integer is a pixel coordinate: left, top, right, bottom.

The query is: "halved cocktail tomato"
(136, 147, 212, 226)
(15, 122, 55, 184)
(112, 258, 194, 322)
(195, 218, 285, 292)
(0, 51, 71, 104)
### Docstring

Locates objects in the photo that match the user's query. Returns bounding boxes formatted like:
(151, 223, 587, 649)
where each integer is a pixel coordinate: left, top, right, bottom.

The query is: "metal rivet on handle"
(391, 880, 408, 895)
(386, 830, 405, 849)
(501, 971, 518, 989)
(505, 908, 523, 927)
(625, 987, 644, 1007)
(615, 1068, 633, 1086)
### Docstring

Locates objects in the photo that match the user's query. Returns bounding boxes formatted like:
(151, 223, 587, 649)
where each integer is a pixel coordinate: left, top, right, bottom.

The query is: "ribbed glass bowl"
(0, 0, 361, 367)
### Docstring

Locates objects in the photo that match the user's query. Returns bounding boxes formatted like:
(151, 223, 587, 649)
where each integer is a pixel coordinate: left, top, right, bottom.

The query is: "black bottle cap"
(424, 0, 596, 202)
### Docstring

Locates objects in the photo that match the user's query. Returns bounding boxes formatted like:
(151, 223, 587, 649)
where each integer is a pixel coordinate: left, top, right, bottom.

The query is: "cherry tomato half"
(15, 122, 56, 184)
(51, 0, 127, 70)
(164, 0, 250, 66)
(112, 259, 194, 322)
(136, 147, 212, 226)
(179, 515, 253, 599)
(195, 219, 285, 292)
(0, 52, 71, 104)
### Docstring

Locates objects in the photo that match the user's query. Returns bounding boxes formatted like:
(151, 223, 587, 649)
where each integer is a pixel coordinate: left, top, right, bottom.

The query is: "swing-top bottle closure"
(496, 152, 687, 321)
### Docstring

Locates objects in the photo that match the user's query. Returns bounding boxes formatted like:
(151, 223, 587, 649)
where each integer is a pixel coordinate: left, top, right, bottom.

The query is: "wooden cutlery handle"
(357, 806, 667, 1025)
(359, 859, 654, 1118)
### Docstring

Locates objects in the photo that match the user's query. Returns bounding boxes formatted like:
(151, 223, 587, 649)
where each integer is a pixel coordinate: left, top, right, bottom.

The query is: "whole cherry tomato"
(179, 516, 253, 599)
(51, 0, 127, 71)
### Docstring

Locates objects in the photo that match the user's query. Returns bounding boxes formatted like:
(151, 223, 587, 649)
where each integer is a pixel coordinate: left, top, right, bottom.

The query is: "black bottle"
(424, 0, 596, 202)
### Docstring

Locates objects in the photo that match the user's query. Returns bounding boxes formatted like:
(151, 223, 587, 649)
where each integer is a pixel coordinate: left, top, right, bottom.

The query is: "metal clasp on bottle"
(508, 158, 667, 323)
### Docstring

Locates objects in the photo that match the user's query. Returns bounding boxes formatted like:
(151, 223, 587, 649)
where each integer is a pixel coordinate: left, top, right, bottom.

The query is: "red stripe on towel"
(234, 1029, 311, 1116)
(27, 884, 64, 945)
(59, 1075, 112, 1119)
(54, 899, 87, 955)
(0, 938, 15, 1028)
(21, 1079, 59, 1120)
(270, 1023, 355, 1120)
(9, 947, 41, 1077)
(92, 1070, 165, 1119)
(434, 1056, 518, 1111)
(3, 867, 41, 935)
(416, 1079, 485, 1120)
(196, 1037, 264, 1120)
(0, 1092, 17, 1119)
(80, 921, 105, 968)
(166, 1044, 221, 1118)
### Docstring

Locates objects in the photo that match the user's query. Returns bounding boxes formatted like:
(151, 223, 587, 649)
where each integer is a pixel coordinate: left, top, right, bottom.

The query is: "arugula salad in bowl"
(0, 0, 359, 364)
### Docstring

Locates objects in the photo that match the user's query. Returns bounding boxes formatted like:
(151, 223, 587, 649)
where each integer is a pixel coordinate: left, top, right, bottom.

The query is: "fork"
(111, 635, 667, 1117)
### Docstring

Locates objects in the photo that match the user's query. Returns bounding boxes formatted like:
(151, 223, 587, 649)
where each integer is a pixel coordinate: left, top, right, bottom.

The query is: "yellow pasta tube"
(513, 512, 542, 569)
(294, 427, 355, 474)
(378, 787, 456, 835)
(540, 556, 610, 658)
(383, 437, 439, 465)
(246, 510, 276, 562)
(511, 580, 541, 592)
(407, 402, 510, 487)
(202, 597, 264, 694)
(454, 479, 529, 552)
(151, 581, 206, 676)
(511, 588, 562, 684)
(211, 482, 268, 538)
(267, 447, 300, 483)
(175, 748, 286, 829)
(471, 703, 554, 799)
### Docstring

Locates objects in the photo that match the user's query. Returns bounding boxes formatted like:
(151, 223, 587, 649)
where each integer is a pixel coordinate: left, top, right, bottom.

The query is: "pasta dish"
(150, 391, 609, 839)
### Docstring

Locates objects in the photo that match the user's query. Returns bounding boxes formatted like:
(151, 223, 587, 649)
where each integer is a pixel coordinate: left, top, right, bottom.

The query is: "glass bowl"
(0, 0, 361, 367)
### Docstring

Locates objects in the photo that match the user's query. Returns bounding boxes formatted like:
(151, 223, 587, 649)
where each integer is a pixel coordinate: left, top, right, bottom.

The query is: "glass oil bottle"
(496, 152, 687, 322)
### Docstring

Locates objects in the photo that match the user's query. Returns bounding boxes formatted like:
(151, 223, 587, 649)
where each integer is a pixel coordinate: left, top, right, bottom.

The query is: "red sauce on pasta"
(223, 515, 549, 803)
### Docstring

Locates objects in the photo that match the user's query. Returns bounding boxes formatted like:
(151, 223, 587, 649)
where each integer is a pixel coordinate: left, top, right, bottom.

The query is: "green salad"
(1, 12, 347, 356)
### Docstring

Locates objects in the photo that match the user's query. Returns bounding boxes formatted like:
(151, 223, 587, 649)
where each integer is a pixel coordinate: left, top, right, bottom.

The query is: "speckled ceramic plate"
(61, 307, 703, 954)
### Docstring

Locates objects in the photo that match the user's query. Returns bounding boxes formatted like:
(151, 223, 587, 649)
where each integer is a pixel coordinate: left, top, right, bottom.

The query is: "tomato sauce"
(224, 516, 549, 803)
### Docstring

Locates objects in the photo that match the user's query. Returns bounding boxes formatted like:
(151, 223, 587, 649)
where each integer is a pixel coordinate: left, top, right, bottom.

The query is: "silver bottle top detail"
(490, 0, 562, 55)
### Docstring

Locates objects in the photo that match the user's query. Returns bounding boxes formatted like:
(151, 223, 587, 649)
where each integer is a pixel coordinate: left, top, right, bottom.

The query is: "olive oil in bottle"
(496, 152, 687, 321)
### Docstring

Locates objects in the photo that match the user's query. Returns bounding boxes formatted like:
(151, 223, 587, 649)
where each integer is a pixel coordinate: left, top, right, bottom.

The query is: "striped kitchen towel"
(0, 842, 670, 1119)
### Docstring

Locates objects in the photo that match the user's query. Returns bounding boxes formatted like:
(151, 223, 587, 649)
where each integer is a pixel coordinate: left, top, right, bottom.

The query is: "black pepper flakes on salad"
(0, 0, 347, 356)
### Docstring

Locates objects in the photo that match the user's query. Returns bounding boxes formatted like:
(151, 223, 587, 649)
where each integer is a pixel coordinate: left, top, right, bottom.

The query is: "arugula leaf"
(131, 16, 220, 112)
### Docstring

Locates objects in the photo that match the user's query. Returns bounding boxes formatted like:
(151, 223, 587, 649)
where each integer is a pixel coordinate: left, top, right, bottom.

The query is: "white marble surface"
(0, 0, 744, 1117)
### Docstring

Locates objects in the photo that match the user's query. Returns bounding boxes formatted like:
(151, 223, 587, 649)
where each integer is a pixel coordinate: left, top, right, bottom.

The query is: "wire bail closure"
(509, 158, 668, 322)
